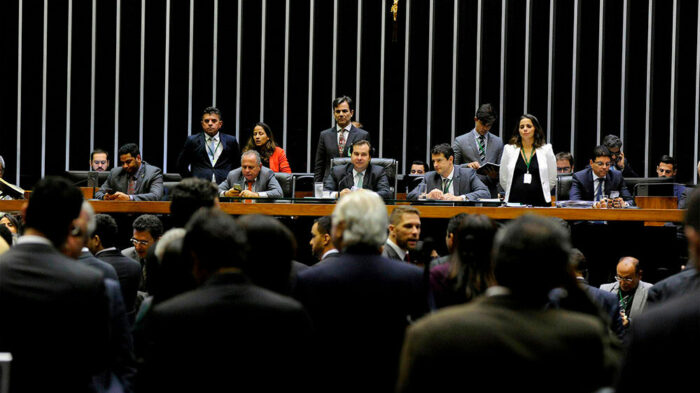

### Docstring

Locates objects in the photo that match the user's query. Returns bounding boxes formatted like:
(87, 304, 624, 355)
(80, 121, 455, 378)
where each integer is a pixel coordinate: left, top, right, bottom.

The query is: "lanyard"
(206, 138, 221, 163)
(520, 146, 535, 174)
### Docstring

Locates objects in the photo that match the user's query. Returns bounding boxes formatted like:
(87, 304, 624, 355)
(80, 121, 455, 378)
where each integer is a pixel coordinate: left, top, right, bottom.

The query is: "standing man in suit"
(176, 106, 241, 184)
(569, 145, 634, 206)
(314, 96, 370, 182)
(0, 177, 111, 392)
(407, 143, 490, 201)
(95, 143, 164, 201)
(218, 150, 283, 198)
(599, 257, 653, 328)
(382, 206, 421, 263)
(295, 190, 429, 392)
(323, 140, 392, 199)
(309, 216, 338, 263)
(453, 103, 503, 197)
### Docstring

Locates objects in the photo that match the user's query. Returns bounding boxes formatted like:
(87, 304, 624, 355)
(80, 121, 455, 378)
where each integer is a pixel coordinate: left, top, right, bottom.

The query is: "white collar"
(441, 166, 455, 181)
(16, 235, 53, 247)
(205, 132, 220, 141)
(386, 238, 407, 260)
(321, 249, 339, 259)
(336, 124, 352, 133)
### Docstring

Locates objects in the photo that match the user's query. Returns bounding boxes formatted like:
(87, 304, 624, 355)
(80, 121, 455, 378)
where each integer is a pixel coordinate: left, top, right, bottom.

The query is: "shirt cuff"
(258, 192, 268, 198)
(129, 195, 134, 201)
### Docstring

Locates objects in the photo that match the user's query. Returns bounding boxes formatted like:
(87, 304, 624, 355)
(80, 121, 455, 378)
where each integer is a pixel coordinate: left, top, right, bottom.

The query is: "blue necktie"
(595, 178, 604, 200)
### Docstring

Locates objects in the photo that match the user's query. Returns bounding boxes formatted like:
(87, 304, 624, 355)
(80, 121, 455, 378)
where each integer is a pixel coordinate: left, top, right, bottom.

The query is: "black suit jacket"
(79, 249, 119, 281)
(96, 248, 142, 315)
(0, 242, 111, 392)
(94, 161, 164, 201)
(176, 132, 241, 184)
(646, 267, 700, 307)
(314, 125, 370, 182)
(323, 163, 392, 199)
(569, 167, 634, 203)
(407, 166, 491, 201)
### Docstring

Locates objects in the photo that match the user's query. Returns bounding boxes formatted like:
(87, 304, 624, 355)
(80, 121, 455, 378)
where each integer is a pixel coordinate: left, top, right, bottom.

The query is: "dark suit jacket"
(569, 166, 634, 203)
(176, 131, 241, 184)
(295, 251, 429, 392)
(582, 283, 625, 341)
(140, 271, 314, 392)
(96, 248, 142, 316)
(407, 166, 490, 201)
(314, 125, 370, 182)
(0, 242, 111, 392)
(94, 162, 164, 201)
(323, 163, 392, 199)
(646, 266, 700, 307)
(217, 166, 283, 198)
(79, 249, 119, 281)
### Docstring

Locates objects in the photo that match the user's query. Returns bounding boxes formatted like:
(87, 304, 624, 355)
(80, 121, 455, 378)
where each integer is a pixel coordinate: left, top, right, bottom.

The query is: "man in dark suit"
(603, 134, 639, 178)
(295, 190, 429, 392)
(95, 143, 164, 201)
(452, 103, 504, 197)
(176, 106, 241, 184)
(569, 145, 634, 205)
(314, 96, 370, 182)
(382, 206, 421, 262)
(90, 214, 142, 318)
(407, 143, 490, 201)
(140, 208, 313, 392)
(323, 139, 392, 199)
(0, 177, 111, 393)
(309, 215, 339, 263)
(218, 150, 283, 198)
(122, 214, 163, 291)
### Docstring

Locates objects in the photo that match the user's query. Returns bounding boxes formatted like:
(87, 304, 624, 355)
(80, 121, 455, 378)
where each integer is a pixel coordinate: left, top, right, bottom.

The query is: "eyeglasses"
(614, 275, 635, 283)
(92, 160, 107, 165)
(130, 238, 150, 246)
(557, 166, 571, 173)
(593, 161, 612, 167)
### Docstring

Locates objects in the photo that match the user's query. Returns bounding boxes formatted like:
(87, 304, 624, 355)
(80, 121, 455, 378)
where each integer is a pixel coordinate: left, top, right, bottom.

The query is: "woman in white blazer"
(499, 114, 557, 206)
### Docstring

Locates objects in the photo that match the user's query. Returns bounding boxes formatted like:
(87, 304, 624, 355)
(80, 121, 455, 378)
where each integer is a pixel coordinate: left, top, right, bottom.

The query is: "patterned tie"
(595, 178, 604, 200)
(338, 130, 346, 155)
(207, 136, 218, 165)
(356, 172, 364, 188)
(478, 134, 486, 162)
(127, 176, 136, 195)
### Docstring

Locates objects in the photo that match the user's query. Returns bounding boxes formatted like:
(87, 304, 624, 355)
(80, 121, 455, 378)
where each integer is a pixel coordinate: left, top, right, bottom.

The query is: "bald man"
(600, 257, 653, 327)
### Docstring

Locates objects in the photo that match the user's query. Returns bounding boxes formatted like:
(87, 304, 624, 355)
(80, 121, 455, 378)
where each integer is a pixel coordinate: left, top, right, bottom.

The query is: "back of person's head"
(316, 215, 332, 236)
(118, 143, 140, 157)
(570, 248, 588, 280)
(0, 155, 5, 176)
(602, 134, 622, 149)
(93, 214, 119, 248)
(332, 189, 387, 252)
(452, 214, 497, 302)
(25, 176, 84, 248)
(82, 201, 97, 238)
(237, 215, 295, 294)
(133, 214, 164, 239)
(475, 103, 497, 126)
(169, 177, 218, 227)
(685, 187, 700, 231)
(184, 208, 247, 282)
(446, 213, 468, 236)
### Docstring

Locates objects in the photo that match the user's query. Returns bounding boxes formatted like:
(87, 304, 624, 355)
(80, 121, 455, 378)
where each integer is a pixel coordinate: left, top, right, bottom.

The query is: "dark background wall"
(1, 0, 699, 189)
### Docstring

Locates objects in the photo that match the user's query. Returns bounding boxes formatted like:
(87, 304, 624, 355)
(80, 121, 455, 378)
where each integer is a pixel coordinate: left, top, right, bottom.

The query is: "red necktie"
(338, 131, 346, 155)
(247, 181, 253, 191)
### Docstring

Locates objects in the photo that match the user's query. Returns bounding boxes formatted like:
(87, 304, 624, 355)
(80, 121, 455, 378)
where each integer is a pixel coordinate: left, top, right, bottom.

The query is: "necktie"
(404, 253, 411, 263)
(442, 178, 448, 193)
(478, 134, 486, 162)
(247, 181, 253, 191)
(127, 176, 136, 195)
(595, 178, 604, 200)
(356, 172, 364, 188)
(338, 130, 346, 155)
(207, 137, 218, 165)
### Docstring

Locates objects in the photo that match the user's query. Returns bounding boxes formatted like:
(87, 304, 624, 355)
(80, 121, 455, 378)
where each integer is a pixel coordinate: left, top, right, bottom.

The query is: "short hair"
(169, 178, 219, 228)
(332, 95, 354, 111)
(659, 155, 677, 170)
(82, 201, 96, 238)
(509, 114, 546, 148)
(556, 152, 574, 166)
(118, 143, 140, 158)
(618, 256, 641, 274)
(602, 134, 622, 150)
(183, 208, 247, 272)
(685, 188, 700, 231)
(430, 143, 454, 161)
(241, 149, 262, 165)
(475, 103, 497, 126)
(332, 189, 387, 249)
(90, 149, 108, 161)
(315, 215, 333, 236)
(389, 206, 421, 226)
(93, 214, 119, 248)
(132, 214, 164, 239)
(591, 145, 612, 161)
(201, 106, 222, 120)
(570, 248, 587, 273)
(351, 139, 372, 155)
(411, 160, 429, 172)
(25, 176, 84, 248)
(446, 213, 469, 236)
(492, 215, 572, 302)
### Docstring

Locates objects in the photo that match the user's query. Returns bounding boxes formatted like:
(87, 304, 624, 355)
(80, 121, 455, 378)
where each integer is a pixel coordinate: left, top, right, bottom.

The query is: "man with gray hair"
(295, 190, 429, 392)
(218, 150, 283, 198)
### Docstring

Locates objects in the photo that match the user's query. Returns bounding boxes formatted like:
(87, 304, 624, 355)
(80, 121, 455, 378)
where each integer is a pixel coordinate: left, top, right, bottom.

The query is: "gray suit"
(599, 280, 653, 320)
(218, 166, 283, 198)
(407, 166, 490, 201)
(381, 241, 403, 261)
(95, 161, 164, 201)
(453, 129, 504, 197)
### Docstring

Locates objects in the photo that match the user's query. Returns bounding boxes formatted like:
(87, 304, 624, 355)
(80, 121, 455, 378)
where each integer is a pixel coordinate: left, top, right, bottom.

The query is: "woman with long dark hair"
(242, 122, 291, 173)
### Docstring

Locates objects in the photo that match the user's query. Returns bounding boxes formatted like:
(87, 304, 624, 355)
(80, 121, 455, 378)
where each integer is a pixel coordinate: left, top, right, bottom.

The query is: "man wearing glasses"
(122, 214, 163, 290)
(569, 145, 634, 206)
(600, 257, 653, 328)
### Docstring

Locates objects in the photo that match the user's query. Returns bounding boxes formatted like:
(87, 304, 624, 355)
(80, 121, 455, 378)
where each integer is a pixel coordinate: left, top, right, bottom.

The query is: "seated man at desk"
(94, 143, 163, 201)
(323, 140, 392, 199)
(407, 143, 490, 201)
(656, 155, 686, 208)
(218, 150, 283, 199)
(569, 145, 633, 206)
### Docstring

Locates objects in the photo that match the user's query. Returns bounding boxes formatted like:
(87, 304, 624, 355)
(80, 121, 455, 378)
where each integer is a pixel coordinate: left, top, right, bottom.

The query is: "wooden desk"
(0, 200, 685, 222)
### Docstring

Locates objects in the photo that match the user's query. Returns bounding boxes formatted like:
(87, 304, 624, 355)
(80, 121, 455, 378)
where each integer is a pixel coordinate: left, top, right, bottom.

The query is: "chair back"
(274, 172, 294, 197)
(556, 173, 574, 201)
(330, 157, 398, 199)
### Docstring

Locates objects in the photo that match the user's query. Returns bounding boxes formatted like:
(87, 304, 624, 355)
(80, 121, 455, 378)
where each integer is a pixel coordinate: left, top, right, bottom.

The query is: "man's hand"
(426, 188, 444, 200)
(442, 193, 463, 201)
(615, 151, 626, 170)
(466, 161, 481, 170)
(339, 188, 352, 197)
(239, 190, 259, 198)
(105, 192, 130, 201)
(621, 310, 629, 327)
(224, 188, 241, 198)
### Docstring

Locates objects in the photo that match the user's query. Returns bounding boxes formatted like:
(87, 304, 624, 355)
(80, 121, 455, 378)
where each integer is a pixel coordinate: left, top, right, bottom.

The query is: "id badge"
(523, 173, 532, 184)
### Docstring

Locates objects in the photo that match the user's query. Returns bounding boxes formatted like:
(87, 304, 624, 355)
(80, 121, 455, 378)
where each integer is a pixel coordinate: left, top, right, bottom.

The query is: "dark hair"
(132, 214, 164, 239)
(0, 225, 12, 247)
(659, 155, 676, 170)
(411, 160, 429, 172)
(685, 187, 700, 231)
(201, 106, 222, 120)
(25, 177, 84, 248)
(118, 143, 140, 158)
(242, 122, 278, 167)
(509, 114, 546, 148)
(315, 215, 333, 236)
(93, 214, 119, 248)
(446, 213, 468, 236)
(1, 213, 23, 235)
(451, 214, 497, 302)
(430, 143, 454, 161)
(169, 178, 219, 228)
(570, 248, 588, 279)
(237, 215, 297, 295)
(475, 103, 497, 126)
(591, 145, 612, 161)
(183, 208, 247, 273)
(602, 134, 622, 150)
(389, 206, 420, 226)
(332, 95, 354, 111)
(351, 139, 372, 154)
(90, 149, 108, 161)
(555, 152, 574, 166)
